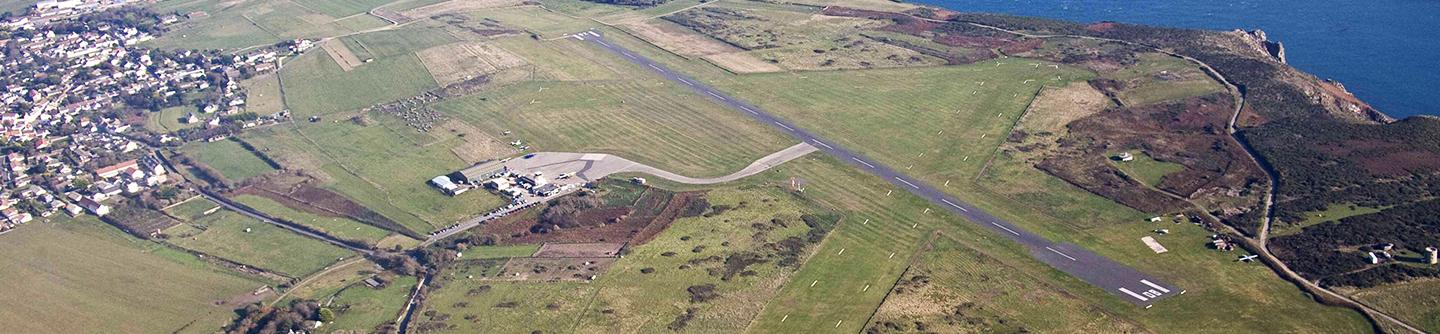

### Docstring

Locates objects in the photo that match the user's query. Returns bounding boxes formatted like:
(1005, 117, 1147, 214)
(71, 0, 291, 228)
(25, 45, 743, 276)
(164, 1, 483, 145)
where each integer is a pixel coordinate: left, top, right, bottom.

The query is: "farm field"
(279, 50, 437, 118)
(0, 218, 263, 334)
(234, 194, 396, 245)
(166, 209, 354, 278)
(146, 0, 390, 51)
(325, 275, 418, 332)
(179, 139, 279, 182)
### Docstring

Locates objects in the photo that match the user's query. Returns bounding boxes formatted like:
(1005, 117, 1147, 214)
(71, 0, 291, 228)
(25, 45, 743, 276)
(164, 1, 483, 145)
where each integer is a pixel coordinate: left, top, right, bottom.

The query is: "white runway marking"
(835, 320, 843, 328)
(888, 252, 895, 259)
(622, 52, 636, 59)
(707, 91, 727, 100)
(810, 280, 818, 287)
(774, 122, 794, 131)
(863, 284, 870, 292)
(1118, 287, 1149, 301)
(1046, 247, 1078, 261)
(991, 222, 1020, 236)
(894, 177, 919, 189)
(862, 218, 870, 225)
(837, 248, 845, 255)
(1141, 280, 1171, 293)
(813, 141, 834, 149)
(781, 315, 789, 322)
(678, 78, 692, 85)
(851, 157, 876, 168)
(941, 199, 968, 212)
(648, 64, 662, 71)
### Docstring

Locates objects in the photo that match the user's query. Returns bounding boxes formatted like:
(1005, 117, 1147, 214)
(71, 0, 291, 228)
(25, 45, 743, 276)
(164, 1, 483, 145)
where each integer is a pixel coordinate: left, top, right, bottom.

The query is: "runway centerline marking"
(851, 157, 875, 168)
(941, 199, 969, 212)
(990, 222, 1021, 236)
(774, 122, 794, 131)
(707, 91, 728, 100)
(1046, 247, 1078, 261)
(894, 177, 919, 189)
(813, 141, 834, 149)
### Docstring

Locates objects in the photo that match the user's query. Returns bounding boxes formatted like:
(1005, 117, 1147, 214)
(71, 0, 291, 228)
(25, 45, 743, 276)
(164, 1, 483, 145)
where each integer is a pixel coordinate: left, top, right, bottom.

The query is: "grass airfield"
(4, 0, 1379, 332)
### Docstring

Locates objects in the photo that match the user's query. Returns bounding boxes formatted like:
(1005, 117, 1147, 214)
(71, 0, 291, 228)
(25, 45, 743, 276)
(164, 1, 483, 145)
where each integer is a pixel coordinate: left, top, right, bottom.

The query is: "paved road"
(575, 30, 1181, 307)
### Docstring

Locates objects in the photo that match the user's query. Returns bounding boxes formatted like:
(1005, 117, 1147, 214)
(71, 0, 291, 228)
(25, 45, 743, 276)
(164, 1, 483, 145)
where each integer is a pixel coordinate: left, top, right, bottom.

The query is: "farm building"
(450, 160, 508, 184)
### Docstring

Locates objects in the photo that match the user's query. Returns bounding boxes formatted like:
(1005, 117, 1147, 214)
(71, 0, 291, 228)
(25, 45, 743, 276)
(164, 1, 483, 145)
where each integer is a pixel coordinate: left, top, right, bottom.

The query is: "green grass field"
(180, 139, 279, 182)
(1349, 279, 1440, 333)
(163, 197, 223, 221)
(1273, 202, 1389, 236)
(418, 276, 595, 334)
(241, 73, 286, 115)
(326, 275, 417, 332)
(872, 234, 1145, 332)
(574, 188, 824, 332)
(280, 50, 438, 118)
(234, 194, 396, 245)
(167, 209, 354, 278)
(144, 105, 204, 133)
(0, 0, 30, 15)
(291, 0, 392, 17)
(1105, 52, 1226, 106)
(0, 218, 263, 334)
(1112, 150, 1186, 187)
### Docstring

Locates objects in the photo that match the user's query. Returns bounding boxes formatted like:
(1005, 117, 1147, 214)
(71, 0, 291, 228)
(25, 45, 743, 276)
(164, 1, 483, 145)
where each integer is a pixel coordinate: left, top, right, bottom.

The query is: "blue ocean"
(910, 0, 1439, 119)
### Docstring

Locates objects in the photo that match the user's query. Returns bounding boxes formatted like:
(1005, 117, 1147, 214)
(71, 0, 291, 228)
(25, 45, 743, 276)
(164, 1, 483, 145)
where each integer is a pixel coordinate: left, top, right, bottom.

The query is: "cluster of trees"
(531, 193, 602, 233)
(579, 0, 670, 6)
(373, 248, 457, 276)
(52, 7, 167, 35)
(225, 300, 334, 334)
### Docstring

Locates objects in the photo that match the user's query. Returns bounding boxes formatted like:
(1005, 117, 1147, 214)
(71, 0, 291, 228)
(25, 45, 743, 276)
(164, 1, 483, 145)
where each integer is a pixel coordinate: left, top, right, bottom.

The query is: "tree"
(317, 308, 335, 323)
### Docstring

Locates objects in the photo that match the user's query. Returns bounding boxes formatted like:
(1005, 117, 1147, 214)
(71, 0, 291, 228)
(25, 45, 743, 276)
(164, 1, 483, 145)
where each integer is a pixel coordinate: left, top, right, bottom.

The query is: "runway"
(574, 30, 1181, 307)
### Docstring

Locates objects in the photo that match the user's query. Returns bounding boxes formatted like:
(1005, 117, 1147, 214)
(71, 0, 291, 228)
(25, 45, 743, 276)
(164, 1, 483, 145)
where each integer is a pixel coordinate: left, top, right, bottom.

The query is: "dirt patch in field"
(703, 52, 784, 73)
(493, 257, 615, 282)
(231, 172, 421, 238)
(417, 41, 528, 86)
(478, 189, 700, 246)
(1016, 82, 1111, 135)
(622, 20, 742, 57)
(533, 242, 625, 258)
(321, 39, 364, 71)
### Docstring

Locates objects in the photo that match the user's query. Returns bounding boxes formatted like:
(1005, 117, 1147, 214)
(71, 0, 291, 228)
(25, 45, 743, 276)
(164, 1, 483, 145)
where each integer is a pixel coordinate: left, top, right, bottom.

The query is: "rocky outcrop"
(1238, 29, 1286, 63)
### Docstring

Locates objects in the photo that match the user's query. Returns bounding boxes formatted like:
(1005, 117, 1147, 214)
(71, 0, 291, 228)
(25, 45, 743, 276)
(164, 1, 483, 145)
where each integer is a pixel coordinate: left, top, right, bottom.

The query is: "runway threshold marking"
(1118, 287, 1150, 301)
(1141, 280, 1171, 293)
(851, 157, 876, 168)
(1045, 246, 1078, 261)
(990, 222, 1021, 236)
(941, 199, 969, 212)
(894, 177, 919, 189)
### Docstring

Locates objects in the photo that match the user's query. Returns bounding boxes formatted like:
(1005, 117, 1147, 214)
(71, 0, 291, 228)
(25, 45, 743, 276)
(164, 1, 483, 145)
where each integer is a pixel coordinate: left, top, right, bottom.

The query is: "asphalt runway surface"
(574, 30, 1181, 307)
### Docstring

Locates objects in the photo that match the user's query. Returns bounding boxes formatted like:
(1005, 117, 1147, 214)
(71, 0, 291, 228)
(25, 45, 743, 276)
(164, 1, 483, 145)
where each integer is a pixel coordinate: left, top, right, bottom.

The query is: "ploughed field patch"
(230, 171, 422, 239)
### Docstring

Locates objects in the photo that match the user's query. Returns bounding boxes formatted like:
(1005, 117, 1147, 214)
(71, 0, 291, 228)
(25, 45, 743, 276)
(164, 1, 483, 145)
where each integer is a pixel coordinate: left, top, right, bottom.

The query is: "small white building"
(1367, 252, 1381, 264)
(429, 175, 466, 196)
(1117, 152, 1135, 162)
